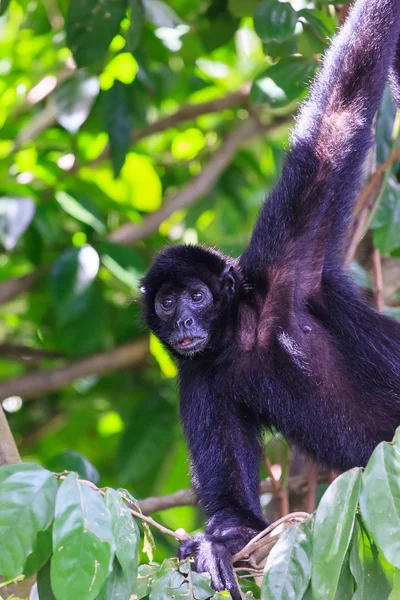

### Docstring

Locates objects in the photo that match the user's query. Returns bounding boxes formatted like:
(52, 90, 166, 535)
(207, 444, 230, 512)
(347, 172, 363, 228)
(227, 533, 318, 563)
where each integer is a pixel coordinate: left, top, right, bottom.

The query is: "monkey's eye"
(161, 298, 174, 309)
(191, 291, 203, 302)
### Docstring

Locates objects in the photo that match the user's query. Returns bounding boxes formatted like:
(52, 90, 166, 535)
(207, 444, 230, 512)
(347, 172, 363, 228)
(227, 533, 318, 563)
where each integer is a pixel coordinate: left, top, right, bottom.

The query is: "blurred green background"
(0, 0, 399, 565)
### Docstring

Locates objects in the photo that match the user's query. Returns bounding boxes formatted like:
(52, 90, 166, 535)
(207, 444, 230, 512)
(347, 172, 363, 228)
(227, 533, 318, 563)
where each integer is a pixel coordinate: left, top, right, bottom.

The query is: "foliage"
(0, 0, 400, 598)
(2, 431, 400, 598)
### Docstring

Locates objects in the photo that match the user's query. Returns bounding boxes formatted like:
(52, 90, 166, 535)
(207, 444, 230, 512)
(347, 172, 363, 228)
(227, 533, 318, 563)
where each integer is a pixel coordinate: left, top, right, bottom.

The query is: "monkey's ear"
(222, 265, 235, 295)
(139, 286, 146, 294)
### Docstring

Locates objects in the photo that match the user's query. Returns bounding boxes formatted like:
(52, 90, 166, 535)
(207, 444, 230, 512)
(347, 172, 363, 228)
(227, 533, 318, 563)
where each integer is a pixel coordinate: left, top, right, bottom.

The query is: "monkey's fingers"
(194, 539, 241, 600)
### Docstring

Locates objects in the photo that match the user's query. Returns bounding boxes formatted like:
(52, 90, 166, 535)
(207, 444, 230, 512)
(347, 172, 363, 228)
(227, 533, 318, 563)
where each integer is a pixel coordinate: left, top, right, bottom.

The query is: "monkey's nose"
(174, 317, 193, 330)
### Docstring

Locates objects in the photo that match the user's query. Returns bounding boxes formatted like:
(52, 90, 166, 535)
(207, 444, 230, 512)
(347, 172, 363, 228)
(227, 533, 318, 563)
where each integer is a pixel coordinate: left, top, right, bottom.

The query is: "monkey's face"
(154, 278, 214, 356)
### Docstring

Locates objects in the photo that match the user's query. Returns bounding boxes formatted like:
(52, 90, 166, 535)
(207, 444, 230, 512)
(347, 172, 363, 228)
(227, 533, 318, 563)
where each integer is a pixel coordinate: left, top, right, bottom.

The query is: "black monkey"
(142, 0, 400, 596)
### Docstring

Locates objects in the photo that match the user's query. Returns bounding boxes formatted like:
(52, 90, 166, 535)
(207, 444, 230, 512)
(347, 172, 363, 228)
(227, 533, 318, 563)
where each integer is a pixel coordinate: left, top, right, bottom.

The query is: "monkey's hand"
(179, 527, 257, 600)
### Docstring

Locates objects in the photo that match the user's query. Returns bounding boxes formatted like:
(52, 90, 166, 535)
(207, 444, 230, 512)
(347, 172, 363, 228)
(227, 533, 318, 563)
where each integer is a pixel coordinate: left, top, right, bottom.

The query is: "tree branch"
(0, 344, 64, 364)
(137, 472, 329, 515)
(93, 88, 251, 165)
(109, 116, 288, 245)
(0, 269, 44, 305)
(0, 338, 149, 401)
(346, 144, 400, 264)
(373, 248, 384, 312)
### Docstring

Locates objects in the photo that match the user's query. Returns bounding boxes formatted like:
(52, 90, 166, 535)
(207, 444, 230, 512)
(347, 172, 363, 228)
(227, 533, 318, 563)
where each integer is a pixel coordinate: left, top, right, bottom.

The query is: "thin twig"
(355, 145, 400, 214)
(231, 512, 310, 564)
(305, 464, 317, 514)
(373, 248, 384, 312)
(57, 475, 189, 542)
(346, 144, 400, 264)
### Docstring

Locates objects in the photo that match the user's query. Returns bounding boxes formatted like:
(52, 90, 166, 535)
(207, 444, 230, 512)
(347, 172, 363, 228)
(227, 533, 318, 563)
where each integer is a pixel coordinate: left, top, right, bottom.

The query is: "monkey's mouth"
(175, 336, 208, 355)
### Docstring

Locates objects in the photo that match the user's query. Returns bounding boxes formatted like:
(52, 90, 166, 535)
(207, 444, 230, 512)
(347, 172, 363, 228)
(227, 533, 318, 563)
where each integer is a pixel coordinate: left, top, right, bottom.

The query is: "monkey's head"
(141, 245, 242, 357)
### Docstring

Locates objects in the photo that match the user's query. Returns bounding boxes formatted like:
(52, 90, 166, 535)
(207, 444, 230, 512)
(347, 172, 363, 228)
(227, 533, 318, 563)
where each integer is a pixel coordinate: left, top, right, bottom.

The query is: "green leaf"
(48, 450, 100, 485)
(50, 246, 107, 356)
(251, 57, 316, 108)
(297, 8, 336, 39)
(66, 0, 128, 67)
(0, 0, 10, 16)
(334, 556, 354, 600)
(360, 429, 400, 568)
(23, 527, 53, 579)
(261, 521, 312, 600)
(51, 473, 114, 600)
(127, 0, 145, 50)
(100, 242, 145, 288)
(371, 177, 400, 255)
(102, 82, 133, 178)
(350, 518, 392, 599)
(149, 559, 187, 599)
(312, 469, 362, 600)
(97, 558, 134, 600)
(53, 72, 100, 133)
(0, 196, 35, 251)
(56, 191, 106, 233)
(0, 466, 58, 578)
(254, 1, 297, 43)
(37, 561, 56, 600)
(131, 563, 162, 600)
(104, 489, 140, 581)
(0, 462, 44, 485)
(189, 570, 216, 599)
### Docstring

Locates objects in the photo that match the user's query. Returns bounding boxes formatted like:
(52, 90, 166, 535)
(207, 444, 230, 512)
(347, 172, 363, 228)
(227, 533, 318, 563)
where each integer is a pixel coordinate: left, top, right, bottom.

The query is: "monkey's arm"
(179, 377, 266, 598)
(241, 0, 400, 287)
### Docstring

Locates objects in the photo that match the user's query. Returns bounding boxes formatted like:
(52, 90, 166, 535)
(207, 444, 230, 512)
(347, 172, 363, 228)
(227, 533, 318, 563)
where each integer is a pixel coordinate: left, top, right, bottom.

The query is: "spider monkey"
(142, 0, 400, 596)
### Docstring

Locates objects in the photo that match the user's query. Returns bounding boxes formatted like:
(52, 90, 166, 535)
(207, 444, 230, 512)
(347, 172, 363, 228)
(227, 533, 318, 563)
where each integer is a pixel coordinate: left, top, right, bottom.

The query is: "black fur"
(142, 1, 400, 596)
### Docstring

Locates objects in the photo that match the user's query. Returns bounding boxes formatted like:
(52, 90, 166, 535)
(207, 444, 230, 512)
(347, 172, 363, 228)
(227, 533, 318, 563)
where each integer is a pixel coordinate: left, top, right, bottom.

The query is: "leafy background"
(0, 0, 400, 597)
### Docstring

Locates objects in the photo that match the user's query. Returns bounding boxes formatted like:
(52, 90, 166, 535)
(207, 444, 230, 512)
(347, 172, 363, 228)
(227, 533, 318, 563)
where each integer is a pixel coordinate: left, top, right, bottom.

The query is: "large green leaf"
(51, 473, 114, 600)
(254, 1, 297, 43)
(102, 82, 133, 178)
(50, 246, 108, 356)
(312, 469, 362, 600)
(261, 521, 313, 600)
(0, 465, 58, 578)
(350, 517, 392, 599)
(360, 430, 400, 568)
(251, 57, 316, 108)
(66, 0, 128, 67)
(104, 488, 140, 581)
